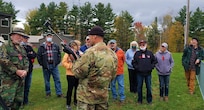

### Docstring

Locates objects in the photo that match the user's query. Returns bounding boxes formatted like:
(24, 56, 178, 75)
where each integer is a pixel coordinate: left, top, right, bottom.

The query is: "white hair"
(130, 41, 138, 48)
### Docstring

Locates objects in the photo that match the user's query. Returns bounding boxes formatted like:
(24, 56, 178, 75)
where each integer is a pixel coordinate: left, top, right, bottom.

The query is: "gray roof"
(27, 35, 44, 43)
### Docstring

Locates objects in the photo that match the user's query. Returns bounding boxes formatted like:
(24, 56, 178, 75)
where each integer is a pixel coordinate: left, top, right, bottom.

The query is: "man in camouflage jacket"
(71, 26, 118, 110)
(0, 28, 29, 110)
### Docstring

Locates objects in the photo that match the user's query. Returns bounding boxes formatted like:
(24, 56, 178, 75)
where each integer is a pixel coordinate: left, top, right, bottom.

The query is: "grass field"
(22, 53, 204, 110)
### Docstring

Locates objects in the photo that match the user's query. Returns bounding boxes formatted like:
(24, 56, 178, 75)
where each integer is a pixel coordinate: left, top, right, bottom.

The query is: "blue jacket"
(125, 48, 137, 69)
(80, 44, 89, 53)
(155, 50, 174, 75)
(37, 42, 61, 69)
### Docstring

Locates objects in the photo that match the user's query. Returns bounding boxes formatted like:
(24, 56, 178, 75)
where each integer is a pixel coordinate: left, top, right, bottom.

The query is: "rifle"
(43, 20, 77, 60)
(0, 95, 9, 110)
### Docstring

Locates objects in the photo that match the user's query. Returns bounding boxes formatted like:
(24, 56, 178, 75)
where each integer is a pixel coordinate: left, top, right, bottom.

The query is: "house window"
(1, 18, 9, 27)
(1, 34, 8, 40)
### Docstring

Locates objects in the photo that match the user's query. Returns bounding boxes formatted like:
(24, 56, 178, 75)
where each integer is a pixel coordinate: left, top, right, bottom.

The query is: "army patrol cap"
(88, 26, 105, 37)
(9, 27, 27, 36)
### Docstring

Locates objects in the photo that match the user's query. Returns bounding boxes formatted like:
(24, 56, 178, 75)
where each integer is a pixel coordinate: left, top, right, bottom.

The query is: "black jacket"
(132, 49, 157, 75)
(37, 42, 61, 69)
(23, 44, 37, 73)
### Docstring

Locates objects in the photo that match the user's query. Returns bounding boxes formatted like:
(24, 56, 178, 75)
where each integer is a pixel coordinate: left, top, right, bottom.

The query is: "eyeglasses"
(161, 46, 165, 47)
(86, 39, 89, 41)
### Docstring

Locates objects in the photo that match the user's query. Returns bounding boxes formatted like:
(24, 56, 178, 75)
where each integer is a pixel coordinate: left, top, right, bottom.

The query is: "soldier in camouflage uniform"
(71, 26, 118, 110)
(0, 28, 29, 110)
(0, 36, 5, 78)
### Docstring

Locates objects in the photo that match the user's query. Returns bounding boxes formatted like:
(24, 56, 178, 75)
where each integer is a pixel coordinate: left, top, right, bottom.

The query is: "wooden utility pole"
(184, 0, 190, 47)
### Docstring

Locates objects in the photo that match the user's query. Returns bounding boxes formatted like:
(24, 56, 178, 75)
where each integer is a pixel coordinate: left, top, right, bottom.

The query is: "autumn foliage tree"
(167, 21, 184, 52)
(161, 14, 173, 42)
(133, 22, 145, 41)
(24, 9, 38, 34)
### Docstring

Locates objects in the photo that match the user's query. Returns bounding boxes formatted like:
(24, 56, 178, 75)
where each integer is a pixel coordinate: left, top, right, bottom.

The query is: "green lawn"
(23, 53, 204, 110)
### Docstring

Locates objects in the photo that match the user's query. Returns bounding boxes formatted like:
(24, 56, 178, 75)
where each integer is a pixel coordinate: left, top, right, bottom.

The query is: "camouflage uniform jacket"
(72, 42, 118, 104)
(0, 44, 5, 74)
(0, 40, 29, 81)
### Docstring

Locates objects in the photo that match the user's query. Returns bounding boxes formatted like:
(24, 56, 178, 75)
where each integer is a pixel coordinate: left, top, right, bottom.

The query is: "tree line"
(1, 0, 204, 52)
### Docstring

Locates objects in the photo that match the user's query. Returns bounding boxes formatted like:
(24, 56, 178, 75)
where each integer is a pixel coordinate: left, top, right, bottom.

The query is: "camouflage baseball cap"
(9, 27, 27, 36)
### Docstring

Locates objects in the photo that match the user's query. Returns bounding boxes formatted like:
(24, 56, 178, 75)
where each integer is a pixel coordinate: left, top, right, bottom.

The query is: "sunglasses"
(110, 42, 115, 44)
(140, 44, 145, 46)
(86, 39, 89, 41)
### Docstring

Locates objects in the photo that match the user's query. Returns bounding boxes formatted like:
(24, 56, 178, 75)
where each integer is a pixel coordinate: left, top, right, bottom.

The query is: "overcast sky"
(3, 0, 204, 27)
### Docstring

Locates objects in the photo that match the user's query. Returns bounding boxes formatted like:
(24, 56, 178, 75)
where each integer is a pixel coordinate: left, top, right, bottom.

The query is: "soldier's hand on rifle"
(69, 54, 77, 62)
(60, 41, 72, 54)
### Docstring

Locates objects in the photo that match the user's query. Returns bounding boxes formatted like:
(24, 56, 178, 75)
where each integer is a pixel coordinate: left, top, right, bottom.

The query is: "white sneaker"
(66, 105, 72, 110)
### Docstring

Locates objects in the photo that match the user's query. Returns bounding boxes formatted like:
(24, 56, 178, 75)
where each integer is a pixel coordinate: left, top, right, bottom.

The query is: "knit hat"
(192, 37, 199, 43)
(88, 26, 105, 37)
(161, 42, 168, 48)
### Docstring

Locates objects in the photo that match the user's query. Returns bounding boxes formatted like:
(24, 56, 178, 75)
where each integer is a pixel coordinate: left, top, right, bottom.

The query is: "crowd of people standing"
(1, 25, 203, 110)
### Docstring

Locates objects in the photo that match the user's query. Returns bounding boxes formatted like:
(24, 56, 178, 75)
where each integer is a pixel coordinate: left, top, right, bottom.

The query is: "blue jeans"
(137, 74, 152, 103)
(42, 64, 62, 95)
(23, 72, 32, 104)
(159, 75, 170, 97)
(111, 74, 125, 101)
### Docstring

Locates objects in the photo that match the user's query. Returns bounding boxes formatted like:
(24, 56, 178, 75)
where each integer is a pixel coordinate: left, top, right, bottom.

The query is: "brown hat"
(9, 27, 26, 36)
(88, 26, 105, 37)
